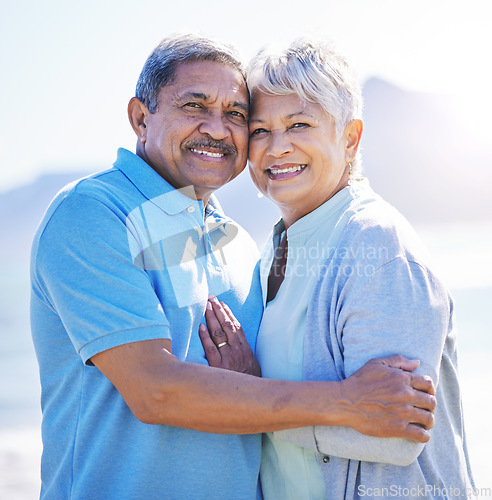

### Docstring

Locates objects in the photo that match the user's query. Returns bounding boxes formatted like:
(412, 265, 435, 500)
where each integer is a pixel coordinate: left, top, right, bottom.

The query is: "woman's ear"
(128, 97, 149, 144)
(344, 119, 363, 162)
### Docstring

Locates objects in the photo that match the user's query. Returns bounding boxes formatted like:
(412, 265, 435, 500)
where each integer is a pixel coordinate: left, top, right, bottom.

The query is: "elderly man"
(31, 34, 435, 499)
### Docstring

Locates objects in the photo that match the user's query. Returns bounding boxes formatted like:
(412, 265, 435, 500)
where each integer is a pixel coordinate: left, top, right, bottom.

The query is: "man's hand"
(199, 296, 261, 377)
(340, 355, 436, 443)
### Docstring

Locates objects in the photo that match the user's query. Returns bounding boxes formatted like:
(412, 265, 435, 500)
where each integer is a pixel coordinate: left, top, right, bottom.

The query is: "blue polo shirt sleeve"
(32, 192, 171, 364)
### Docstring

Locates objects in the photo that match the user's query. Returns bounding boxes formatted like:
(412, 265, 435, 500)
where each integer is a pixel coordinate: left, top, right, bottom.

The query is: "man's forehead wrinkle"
(174, 88, 248, 112)
(232, 101, 249, 113)
(175, 91, 209, 102)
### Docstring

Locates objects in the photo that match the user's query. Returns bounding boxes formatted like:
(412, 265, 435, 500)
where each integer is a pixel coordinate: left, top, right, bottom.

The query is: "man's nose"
(198, 112, 230, 140)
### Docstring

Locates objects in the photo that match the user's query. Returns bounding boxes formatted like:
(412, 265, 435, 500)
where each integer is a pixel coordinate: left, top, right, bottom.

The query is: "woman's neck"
(280, 175, 350, 229)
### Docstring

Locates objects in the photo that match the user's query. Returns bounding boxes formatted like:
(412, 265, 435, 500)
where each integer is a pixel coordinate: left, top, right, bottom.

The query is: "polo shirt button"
(187, 206, 195, 213)
(322, 456, 330, 463)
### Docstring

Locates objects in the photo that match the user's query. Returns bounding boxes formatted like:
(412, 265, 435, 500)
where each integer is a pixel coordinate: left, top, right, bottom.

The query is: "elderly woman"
(202, 39, 474, 498)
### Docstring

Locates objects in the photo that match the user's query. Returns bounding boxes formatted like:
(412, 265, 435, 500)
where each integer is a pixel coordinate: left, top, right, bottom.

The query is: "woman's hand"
(199, 296, 261, 377)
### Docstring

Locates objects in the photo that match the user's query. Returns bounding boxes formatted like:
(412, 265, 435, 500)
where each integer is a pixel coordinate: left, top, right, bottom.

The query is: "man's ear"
(128, 97, 149, 144)
(344, 119, 363, 163)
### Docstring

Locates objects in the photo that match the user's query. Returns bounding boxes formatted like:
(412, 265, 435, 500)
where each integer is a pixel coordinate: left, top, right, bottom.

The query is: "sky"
(1, 0, 490, 192)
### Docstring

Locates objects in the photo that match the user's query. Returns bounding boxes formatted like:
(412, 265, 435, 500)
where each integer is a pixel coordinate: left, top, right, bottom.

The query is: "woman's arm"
(275, 257, 449, 465)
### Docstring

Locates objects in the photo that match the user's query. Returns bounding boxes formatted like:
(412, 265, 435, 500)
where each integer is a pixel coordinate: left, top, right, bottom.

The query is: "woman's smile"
(266, 163, 307, 179)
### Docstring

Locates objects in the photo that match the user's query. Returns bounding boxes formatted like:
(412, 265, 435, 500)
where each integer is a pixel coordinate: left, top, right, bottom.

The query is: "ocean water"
(1, 223, 491, 498)
(416, 223, 492, 497)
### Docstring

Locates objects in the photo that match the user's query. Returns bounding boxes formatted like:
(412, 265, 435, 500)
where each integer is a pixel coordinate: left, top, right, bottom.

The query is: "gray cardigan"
(274, 184, 475, 499)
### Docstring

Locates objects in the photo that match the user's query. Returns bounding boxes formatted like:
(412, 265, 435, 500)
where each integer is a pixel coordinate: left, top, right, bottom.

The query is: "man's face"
(134, 60, 249, 200)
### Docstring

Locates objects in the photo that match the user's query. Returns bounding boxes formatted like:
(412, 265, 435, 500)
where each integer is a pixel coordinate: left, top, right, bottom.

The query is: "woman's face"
(248, 91, 361, 227)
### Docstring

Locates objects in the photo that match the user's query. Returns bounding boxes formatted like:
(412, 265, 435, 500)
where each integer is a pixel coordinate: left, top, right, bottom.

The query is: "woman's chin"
(265, 187, 312, 213)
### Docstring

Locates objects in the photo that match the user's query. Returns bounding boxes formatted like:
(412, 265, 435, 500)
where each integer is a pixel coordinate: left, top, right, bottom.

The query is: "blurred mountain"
(362, 77, 492, 223)
(1, 78, 491, 265)
(0, 172, 96, 263)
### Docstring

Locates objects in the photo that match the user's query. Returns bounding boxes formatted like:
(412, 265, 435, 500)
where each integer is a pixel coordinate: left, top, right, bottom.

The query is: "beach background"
(1, 0, 491, 497)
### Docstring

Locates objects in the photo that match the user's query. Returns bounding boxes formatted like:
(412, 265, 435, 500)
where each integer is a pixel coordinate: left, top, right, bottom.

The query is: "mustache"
(184, 139, 236, 155)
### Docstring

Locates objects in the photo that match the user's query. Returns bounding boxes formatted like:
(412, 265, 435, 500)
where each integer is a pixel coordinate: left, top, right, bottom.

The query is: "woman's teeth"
(191, 149, 225, 158)
(269, 165, 306, 175)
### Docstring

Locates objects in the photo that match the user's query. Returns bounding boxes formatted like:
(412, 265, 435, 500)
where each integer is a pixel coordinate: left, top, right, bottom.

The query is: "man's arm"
(92, 334, 435, 439)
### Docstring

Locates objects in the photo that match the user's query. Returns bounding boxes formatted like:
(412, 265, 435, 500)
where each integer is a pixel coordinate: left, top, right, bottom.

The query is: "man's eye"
(230, 110, 246, 120)
(184, 102, 201, 109)
(250, 128, 268, 136)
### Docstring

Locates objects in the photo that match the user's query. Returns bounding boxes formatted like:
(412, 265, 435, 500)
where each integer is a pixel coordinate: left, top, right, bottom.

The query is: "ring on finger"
(217, 342, 228, 348)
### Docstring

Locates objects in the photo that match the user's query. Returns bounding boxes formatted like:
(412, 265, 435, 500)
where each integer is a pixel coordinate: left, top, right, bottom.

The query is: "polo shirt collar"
(114, 148, 223, 217)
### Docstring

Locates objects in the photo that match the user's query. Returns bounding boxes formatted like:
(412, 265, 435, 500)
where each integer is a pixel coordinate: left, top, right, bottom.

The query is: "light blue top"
(30, 148, 264, 500)
(269, 179, 475, 499)
(256, 186, 358, 499)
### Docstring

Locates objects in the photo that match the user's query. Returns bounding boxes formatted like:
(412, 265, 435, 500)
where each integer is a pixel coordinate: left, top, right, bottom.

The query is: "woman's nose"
(266, 131, 294, 157)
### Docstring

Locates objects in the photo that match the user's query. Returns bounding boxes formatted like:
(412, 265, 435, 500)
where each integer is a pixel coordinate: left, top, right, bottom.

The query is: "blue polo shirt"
(30, 148, 263, 499)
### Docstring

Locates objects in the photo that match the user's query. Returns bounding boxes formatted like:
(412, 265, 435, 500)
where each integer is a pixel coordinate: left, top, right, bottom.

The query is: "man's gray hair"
(247, 38, 363, 172)
(136, 34, 246, 114)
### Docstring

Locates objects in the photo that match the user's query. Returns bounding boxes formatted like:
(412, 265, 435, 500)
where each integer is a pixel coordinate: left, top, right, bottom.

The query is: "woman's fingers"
(220, 301, 247, 345)
(198, 324, 222, 368)
(207, 296, 241, 349)
(202, 296, 261, 377)
(204, 298, 232, 348)
(218, 300, 261, 377)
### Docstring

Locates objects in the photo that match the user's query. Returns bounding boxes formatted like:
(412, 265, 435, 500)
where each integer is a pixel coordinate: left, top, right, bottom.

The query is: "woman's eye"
(250, 128, 268, 136)
(291, 122, 309, 129)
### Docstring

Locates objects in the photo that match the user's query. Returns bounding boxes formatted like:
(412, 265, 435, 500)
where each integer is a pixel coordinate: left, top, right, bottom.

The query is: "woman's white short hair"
(247, 37, 363, 173)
